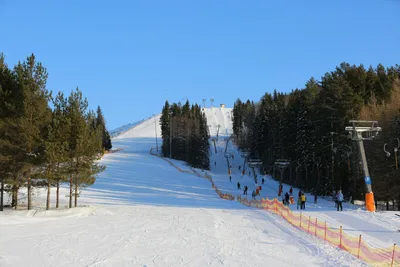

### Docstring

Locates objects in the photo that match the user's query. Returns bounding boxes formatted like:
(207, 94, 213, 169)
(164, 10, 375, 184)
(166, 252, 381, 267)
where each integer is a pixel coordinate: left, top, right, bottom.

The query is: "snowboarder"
(289, 187, 293, 195)
(300, 193, 306, 210)
(237, 182, 241, 190)
(336, 190, 343, 211)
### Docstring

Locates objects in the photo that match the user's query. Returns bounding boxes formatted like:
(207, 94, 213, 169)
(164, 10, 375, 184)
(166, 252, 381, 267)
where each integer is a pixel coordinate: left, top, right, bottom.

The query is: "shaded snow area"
(0, 109, 368, 267)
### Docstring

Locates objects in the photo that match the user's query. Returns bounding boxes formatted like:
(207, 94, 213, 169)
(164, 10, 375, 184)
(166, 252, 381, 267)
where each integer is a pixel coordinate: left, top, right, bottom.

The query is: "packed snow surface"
(0, 107, 369, 267)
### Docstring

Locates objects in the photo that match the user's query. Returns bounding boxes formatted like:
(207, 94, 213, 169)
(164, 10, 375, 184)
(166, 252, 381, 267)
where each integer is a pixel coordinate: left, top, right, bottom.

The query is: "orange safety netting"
(236, 196, 399, 267)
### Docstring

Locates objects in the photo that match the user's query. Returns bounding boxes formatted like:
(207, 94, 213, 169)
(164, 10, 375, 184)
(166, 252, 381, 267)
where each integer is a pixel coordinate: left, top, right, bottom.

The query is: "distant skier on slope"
(237, 182, 241, 190)
(336, 190, 343, 211)
(243, 186, 248, 195)
(300, 193, 306, 210)
(284, 192, 290, 205)
(298, 190, 302, 198)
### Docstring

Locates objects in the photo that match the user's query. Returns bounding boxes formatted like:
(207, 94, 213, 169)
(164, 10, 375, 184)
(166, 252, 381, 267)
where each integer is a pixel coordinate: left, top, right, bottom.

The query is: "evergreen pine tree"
(14, 54, 52, 210)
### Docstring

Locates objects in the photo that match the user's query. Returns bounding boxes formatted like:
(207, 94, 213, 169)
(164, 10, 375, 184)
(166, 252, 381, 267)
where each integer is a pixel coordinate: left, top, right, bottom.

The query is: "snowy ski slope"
(202, 107, 233, 136)
(0, 107, 368, 267)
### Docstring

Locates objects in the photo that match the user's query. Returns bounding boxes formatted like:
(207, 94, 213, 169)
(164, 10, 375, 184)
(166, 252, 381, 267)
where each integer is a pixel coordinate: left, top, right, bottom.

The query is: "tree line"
(160, 100, 210, 169)
(0, 53, 112, 211)
(232, 62, 400, 209)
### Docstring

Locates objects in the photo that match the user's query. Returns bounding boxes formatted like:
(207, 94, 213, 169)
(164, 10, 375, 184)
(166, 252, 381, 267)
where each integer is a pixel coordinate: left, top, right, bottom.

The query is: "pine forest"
(0, 53, 112, 211)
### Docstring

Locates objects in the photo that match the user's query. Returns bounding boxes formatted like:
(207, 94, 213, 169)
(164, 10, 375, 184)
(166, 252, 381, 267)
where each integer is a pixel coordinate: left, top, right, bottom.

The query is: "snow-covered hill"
(202, 107, 233, 136)
(0, 107, 369, 267)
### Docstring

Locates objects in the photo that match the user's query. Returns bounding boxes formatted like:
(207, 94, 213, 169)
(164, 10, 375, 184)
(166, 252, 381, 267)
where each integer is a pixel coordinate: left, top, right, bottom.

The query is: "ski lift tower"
(247, 158, 263, 184)
(274, 159, 290, 186)
(345, 120, 382, 212)
(241, 149, 251, 174)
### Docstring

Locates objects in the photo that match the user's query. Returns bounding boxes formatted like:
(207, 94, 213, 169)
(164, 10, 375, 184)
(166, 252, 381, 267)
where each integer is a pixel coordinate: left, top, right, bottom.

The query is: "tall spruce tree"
(14, 54, 52, 210)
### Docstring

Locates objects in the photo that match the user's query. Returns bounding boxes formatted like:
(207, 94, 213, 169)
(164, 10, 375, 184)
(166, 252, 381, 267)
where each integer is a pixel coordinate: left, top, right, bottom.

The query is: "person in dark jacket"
(285, 192, 290, 205)
(237, 182, 241, 190)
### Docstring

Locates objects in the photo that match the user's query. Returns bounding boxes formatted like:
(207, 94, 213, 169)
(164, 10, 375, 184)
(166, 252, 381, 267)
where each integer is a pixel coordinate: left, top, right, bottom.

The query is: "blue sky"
(1, 1, 399, 129)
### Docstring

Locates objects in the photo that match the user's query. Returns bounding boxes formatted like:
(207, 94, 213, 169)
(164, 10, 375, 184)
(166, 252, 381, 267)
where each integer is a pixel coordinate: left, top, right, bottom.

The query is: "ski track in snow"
(0, 108, 369, 267)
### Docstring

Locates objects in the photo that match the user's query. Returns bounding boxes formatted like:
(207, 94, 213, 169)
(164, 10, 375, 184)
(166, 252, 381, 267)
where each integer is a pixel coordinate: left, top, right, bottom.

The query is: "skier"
(289, 187, 293, 195)
(298, 190, 302, 198)
(252, 190, 256, 200)
(214, 161, 217, 167)
(300, 193, 306, 210)
(285, 192, 290, 205)
(333, 190, 337, 208)
(336, 190, 343, 211)
(238, 165, 241, 171)
(229, 175, 232, 182)
(262, 177, 265, 184)
(243, 186, 248, 195)
(237, 182, 241, 190)
(297, 197, 301, 209)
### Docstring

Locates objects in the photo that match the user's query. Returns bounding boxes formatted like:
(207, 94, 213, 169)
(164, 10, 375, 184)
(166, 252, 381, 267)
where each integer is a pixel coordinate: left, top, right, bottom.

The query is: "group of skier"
(214, 150, 345, 212)
(280, 187, 309, 210)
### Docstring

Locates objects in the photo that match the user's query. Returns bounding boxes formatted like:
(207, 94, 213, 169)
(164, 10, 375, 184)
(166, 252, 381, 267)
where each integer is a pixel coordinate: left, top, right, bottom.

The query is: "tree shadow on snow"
(85, 137, 246, 210)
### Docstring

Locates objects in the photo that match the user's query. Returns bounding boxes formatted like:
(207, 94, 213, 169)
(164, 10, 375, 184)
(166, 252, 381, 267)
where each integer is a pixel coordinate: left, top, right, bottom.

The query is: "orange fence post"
(339, 226, 343, 249)
(357, 235, 362, 259)
(308, 216, 311, 234)
(324, 221, 327, 241)
(391, 243, 396, 267)
(300, 212, 302, 229)
(315, 218, 317, 237)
